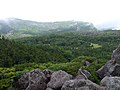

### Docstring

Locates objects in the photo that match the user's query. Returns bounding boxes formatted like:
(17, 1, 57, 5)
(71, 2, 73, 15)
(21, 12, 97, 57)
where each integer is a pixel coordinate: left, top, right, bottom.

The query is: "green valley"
(0, 19, 120, 90)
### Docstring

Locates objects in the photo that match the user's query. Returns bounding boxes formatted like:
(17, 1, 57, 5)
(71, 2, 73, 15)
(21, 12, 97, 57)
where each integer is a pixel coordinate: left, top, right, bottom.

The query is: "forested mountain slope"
(0, 18, 96, 38)
(0, 30, 120, 89)
(0, 30, 120, 67)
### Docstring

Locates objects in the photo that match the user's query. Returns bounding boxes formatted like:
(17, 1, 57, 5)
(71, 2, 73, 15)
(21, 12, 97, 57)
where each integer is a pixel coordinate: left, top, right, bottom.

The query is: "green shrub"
(0, 58, 107, 90)
(72, 56, 96, 63)
(0, 68, 15, 90)
(48, 62, 82, 76)
(84, 62, 100, 84)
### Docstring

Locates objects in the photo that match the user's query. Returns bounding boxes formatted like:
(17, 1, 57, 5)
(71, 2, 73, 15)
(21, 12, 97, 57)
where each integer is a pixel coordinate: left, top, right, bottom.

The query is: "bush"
(48, 62, 82, 75)
(0, 68, 15, 90)
(72, 56, 96, 63)
(84, 62, 100, 84)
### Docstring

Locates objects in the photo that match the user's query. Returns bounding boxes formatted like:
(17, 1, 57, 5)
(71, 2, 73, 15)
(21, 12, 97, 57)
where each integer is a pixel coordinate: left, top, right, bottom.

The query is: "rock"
(85, 61, 91, 66)
(47, 70, 72, 90)
(109, 64, 120, 76)
(97, 60, 112, 78)
(46, 88, 54, 90)
(82, 60, 91, 66)
(61, 79, 105, 90)
(97, 45, 120, 78)
(83, 70, 91, 77)
(17, 72, 29, 90)
(100, 76, 120, 90)
(43, 69, 54, 83)
(75, 68, 91, 79)
(18, 69, 47, 90)
(111, 45, 120, 63)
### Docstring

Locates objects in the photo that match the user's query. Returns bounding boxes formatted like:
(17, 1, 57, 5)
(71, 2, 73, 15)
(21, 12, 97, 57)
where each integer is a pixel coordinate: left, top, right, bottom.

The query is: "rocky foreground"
(15, 45, 120, 90)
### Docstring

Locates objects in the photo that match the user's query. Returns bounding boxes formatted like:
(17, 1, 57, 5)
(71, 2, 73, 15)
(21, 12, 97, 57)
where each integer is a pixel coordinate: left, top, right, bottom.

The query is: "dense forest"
(0, 30, 120, 89)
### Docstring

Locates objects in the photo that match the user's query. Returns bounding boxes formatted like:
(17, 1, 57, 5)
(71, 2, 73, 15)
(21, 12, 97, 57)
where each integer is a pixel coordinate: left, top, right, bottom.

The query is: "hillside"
(1, 30, 120, 89)
(0, 18, 96, 38)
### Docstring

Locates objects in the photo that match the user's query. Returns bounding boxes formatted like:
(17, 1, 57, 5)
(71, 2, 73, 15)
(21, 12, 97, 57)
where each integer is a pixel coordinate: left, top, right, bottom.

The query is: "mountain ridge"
(0, 18, 97, 38)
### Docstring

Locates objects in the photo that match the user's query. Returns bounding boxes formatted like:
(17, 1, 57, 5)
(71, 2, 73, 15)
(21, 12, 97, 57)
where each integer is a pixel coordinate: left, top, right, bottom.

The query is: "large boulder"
(97, 45, 120, 78)
(17, 69, 47, 90)
(100, 76, 120, 90)
(97, 60, 113, 78)
(61, 79, 105, 90)
(47, 70, 72, 90)
(111, 45, 120, 63)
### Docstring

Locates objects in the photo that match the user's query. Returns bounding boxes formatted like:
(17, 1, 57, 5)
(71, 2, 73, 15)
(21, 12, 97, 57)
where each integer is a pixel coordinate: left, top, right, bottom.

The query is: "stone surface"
(100, 76, 120, 90)
(61, 79, 105, 90)
(46, 88, 54, 90)
(75, 68, 91, 79)
(85, 61, 91, 66)
(47, 70, 72, 89)
(18, 69, 47, 90)
(82, 60, 91, 66)
(43, 69, 54, 83)
(97, 45, 120, 78)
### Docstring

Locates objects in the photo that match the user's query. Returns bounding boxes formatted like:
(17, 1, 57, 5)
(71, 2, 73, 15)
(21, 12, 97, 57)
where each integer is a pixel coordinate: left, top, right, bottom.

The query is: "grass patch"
(90, 43, 102, 48)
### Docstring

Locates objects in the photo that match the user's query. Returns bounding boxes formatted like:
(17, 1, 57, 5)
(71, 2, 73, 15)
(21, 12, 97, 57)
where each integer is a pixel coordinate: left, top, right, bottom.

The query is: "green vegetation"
(0, 30, 120, 89)
(90, 43, 102, 48)
(0, 18, 96, 39)
(0, 67, 15, 90)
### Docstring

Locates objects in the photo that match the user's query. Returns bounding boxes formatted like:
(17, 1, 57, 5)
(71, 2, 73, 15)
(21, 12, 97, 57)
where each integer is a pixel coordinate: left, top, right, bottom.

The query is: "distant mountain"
(0, 20, 14, 34)
(0, 18, 97, 38)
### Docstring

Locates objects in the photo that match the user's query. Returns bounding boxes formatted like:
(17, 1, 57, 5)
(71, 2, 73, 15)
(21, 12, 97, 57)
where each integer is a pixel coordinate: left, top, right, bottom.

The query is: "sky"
(0, 0, 120, 25)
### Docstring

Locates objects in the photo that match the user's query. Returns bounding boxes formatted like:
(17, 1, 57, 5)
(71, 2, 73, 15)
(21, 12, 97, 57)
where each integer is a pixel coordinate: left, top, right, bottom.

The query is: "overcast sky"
(0, 0, 120, 25)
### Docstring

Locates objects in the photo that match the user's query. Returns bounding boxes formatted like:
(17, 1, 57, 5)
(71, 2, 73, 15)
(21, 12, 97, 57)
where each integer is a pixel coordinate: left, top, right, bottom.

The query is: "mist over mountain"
(95, 20, 120, 30)
(0, 18, 97, 38)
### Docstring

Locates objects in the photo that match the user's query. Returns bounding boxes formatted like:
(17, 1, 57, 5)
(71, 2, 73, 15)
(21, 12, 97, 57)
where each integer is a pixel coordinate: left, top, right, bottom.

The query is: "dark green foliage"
(0, 38, 69, 67)
(0, 68, 15, 90)
(84, 59, 108, 84)
(72, 56, 96, 63)
(16, 30, 120, 61)
(48, 62, 82, 76)
(1, 30, 120, 89)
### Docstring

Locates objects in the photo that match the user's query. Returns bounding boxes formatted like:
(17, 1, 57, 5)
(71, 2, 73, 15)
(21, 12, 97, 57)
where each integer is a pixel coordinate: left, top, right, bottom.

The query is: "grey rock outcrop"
(85, 61, 91, 66)
(46, 88, 54, 90)
(97, 45, 120, 78)
(43, 69, 54, 83)
(17, 69, 47, 90)
(100, 76, 120, 90)
(47, 70, 72, 90)
(82, 60, 91, 66)
(75, 68, 91, 79)
(61, 79, 105, 90)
